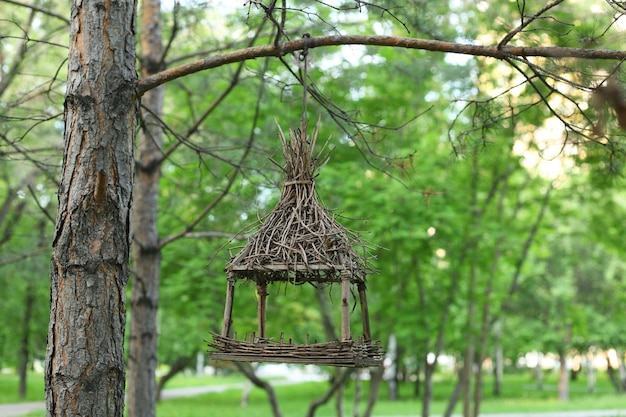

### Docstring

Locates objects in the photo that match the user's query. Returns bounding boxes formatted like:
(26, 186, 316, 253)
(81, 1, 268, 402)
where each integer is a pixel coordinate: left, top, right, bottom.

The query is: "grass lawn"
(0, 373, 45, 404)
(3, 369, 625, 417)
(155, 371, 626, 417)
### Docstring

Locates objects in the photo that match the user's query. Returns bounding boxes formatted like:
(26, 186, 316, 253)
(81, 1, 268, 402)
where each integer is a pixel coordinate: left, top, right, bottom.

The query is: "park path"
(0, 383, 249, 417)
(1, 385, 625, 417)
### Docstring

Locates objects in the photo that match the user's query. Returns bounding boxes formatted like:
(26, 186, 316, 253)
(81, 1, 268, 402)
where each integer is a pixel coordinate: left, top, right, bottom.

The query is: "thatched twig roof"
(226, 117, 371, 283)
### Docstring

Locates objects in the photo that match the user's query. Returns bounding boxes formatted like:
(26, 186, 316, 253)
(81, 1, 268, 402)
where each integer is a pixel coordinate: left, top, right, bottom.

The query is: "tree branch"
(305, 369, 351, 417)
(1, 0, 70, 24)
(158, 57, 270, 249)
(177, 231, 247, 240)
(235, 363, 283, 417)
(497, 0, 566, 49)
(138, 34, 626, 94)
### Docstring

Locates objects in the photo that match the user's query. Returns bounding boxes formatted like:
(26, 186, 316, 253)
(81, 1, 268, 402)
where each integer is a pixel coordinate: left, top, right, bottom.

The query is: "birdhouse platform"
(209, 333, 383, 367)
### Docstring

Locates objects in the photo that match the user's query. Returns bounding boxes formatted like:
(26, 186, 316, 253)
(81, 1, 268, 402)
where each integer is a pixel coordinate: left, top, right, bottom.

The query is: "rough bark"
(127, 0, 164, 415)
(44, 0, 138, 415)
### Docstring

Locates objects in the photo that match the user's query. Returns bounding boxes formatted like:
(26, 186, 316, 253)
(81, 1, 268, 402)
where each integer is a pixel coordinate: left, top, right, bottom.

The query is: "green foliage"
(3, 0, 626, 413)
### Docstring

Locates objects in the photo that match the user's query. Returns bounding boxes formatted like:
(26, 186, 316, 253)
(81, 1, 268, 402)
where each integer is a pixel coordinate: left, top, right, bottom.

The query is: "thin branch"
(27, 184, 55, 224)
(497, 0, 566, 49)
(159, 1, 179, 66)
(138, 35, 626, 94)
(277, 53, 423, 183)
(235, 363, 283, 417)
(0, 13, 35, 99)
(489, 181, 554, 328)
(0, 247, 49, 266)
(1, 0, 70, 24)
(158, 58, 271, 248)
(507, 182, 554, 299)
(157, 11, 271, 164)
(305, 369, 351, 417)
(177, 231, 248, 240)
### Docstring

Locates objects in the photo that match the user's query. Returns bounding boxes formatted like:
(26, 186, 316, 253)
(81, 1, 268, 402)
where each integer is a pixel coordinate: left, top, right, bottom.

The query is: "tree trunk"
(558, 348, 569, 401)
(472, 354, 485, 417)
(236, 363, 283, 417)
(335, 374, 345, 417)
(306, 369, 351, 417)
(352, 369, 363, 417)
(385, 333, 398, 401)
(462, 267, 477, 417)
(492, 320, 503, 397)
(585, 348, 596, 393)
(606, 351, 623, 393)
(536, 352, 544, 390)
(18, 282, 35, 399)
(616, 349, 626, 391)
(361, 366, 384, 417)
(45, 0, 137, 415)
(413, 359, 421, 398)
(156, 354, 193, 401)
(421, 357, 435, 417)
(127, 0, 164, 415)
(353, 370, 362, 417)
(443, 375, 462, 417)
(461, 348, 474, 417)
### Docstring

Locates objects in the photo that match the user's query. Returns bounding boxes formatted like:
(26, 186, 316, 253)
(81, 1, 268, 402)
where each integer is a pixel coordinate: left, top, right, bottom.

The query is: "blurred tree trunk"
(558, 349, 569, 401)
(557, 327, 571, 402)
(385, 333, 398, 400)
(236, 363, 283, 417)
(127, 0, 164, 415)
(616, 348, 626, 391)
(536, 352, 544, 390)
(443, 375, 462, 417)
(421, 354, 435, 417)
(44, 0, 137, 415)
(585, 348, 596, 392)
(18, 281, 34, 399)
(492, 320, 503, 397)
(461, 344, 475, 417)
(606, 351, 623, 393)
(362, 366, 384, 417)
(156, 354, 193, 401)
(18, 210, 46, 399)
(413, 359, 421, 398)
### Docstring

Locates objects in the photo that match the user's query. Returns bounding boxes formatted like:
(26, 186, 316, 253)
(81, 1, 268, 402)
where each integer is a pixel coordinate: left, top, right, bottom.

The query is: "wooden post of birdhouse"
(340, 269, 351, 341)
(257, 280, 268, 339)
(221, 273, 236, 337)
(358, 282, 371, 341)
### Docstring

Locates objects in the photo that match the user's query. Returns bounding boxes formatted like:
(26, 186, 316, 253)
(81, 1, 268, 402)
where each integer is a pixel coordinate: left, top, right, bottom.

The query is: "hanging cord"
(299, 33, 311, 121)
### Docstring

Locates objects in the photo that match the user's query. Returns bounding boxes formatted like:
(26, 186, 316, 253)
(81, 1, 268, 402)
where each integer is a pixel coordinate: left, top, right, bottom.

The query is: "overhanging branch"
(138, 34, 626, 94)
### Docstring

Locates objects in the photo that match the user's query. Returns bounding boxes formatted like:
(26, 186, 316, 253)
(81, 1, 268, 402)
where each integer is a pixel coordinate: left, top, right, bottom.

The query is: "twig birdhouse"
(208, 117, 383, 367)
